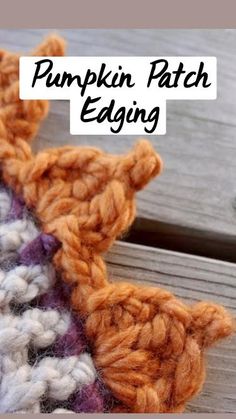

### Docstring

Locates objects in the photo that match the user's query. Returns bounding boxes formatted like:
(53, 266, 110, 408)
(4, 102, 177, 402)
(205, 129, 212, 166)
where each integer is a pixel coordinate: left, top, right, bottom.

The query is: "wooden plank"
(105, 241, 236, 413)
(0, 29, 236, 257)
(0, 29, 235, 412)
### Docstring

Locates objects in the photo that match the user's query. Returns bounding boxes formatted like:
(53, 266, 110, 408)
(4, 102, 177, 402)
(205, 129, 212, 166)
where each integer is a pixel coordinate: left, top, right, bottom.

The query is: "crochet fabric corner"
(0, 185, 111, 413)
(0, 35, 234, 414)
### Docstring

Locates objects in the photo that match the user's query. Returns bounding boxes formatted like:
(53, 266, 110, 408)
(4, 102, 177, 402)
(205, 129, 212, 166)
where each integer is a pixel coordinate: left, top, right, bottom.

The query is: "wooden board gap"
(123, 217, 236, 263)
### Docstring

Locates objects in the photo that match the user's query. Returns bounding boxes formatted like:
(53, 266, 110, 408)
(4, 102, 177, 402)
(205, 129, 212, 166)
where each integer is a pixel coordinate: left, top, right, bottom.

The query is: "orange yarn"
(0, 36, 234, 413)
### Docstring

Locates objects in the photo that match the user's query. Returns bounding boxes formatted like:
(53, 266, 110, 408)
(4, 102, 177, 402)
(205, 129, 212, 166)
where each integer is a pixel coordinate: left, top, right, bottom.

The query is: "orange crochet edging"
(0, 36, 234, 413)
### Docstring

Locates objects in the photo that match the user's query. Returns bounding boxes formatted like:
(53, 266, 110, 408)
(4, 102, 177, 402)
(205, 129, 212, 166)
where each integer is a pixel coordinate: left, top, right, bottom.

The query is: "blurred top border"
(0, 0, 236, 29)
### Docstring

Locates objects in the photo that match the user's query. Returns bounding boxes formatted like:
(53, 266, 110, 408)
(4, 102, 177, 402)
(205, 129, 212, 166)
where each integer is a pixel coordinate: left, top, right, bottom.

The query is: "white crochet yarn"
(32, 353, 96, 399)
(0, 190, 11, 221)
(0, 188, 97, 413)
(0, 308, 70, 351)
(0, 353, 96, 412)
(0, 218, 38, 251)
(0, 264, 55, 307)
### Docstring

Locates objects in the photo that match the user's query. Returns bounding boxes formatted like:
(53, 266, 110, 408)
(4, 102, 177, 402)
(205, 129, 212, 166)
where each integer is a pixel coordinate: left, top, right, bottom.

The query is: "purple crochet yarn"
(20, 233, 60, 265)
(71, 382, 105, 413)
(38, 279, 72, 310)
(0, 183, 109, 413)
(38, 281, 107, 412)
(7, 195, 25, 220)
(53, 316, 87, 357)
(39, 287, 107, 412)
(38, 280, 87, 357)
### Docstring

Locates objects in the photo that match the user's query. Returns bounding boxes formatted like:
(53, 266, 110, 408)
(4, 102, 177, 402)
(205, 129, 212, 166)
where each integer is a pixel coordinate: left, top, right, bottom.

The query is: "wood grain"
(106, 240, 236, 413)
(0, 29, 235, 251)
(0, 30, 235, 412)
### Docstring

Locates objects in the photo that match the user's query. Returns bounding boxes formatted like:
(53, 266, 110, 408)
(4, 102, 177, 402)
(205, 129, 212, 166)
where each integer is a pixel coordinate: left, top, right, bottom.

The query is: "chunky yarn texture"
(0, 186, 112, 413)
(0, 35, 234, 413)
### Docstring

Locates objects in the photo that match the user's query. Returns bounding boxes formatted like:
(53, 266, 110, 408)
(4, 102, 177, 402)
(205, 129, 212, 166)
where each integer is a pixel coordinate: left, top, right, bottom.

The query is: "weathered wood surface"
(0, 29, 236, 257)
(106, 241, 236, 413)
(0, 30, 235, 412)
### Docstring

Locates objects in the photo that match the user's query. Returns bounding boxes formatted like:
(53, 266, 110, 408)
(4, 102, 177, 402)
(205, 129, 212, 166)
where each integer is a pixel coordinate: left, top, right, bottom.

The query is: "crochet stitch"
(0, 185, 111, 413)
(0, 35, 234, 413)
